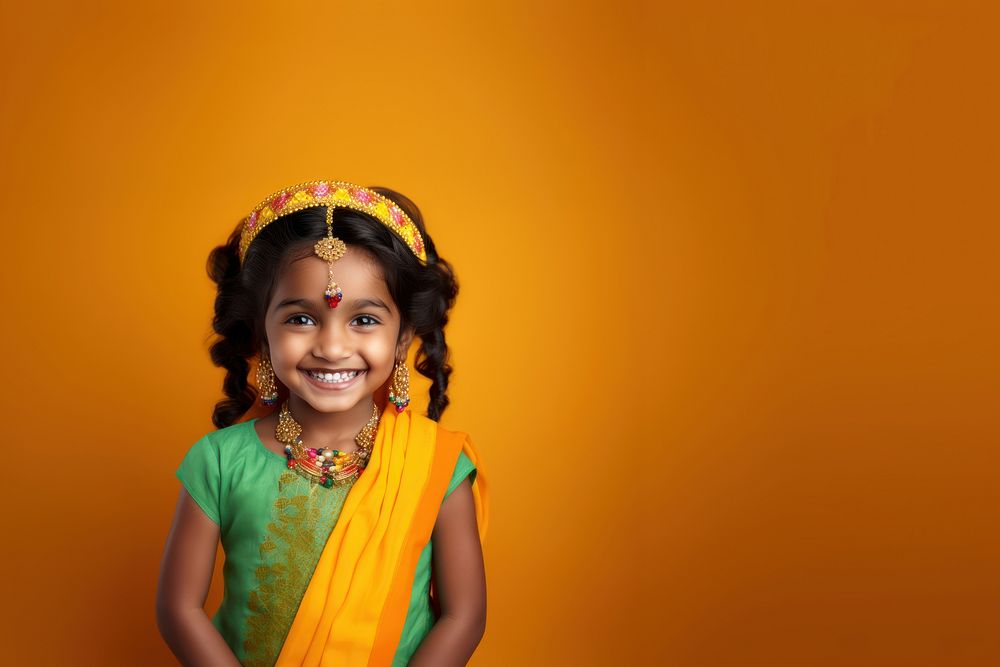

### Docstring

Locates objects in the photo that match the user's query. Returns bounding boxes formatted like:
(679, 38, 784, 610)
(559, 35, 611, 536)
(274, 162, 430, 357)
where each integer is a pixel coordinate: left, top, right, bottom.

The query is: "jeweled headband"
(239, 180, 428, 309)
(238, 180, 428, 265)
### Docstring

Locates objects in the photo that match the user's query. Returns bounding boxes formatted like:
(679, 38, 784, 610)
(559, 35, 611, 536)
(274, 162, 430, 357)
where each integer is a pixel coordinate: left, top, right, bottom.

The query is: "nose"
(313, 321, 352, 361)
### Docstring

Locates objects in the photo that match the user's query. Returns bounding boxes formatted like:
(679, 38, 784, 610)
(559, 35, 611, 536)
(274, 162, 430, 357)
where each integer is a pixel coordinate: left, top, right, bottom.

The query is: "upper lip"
(303, 368, 365, 374)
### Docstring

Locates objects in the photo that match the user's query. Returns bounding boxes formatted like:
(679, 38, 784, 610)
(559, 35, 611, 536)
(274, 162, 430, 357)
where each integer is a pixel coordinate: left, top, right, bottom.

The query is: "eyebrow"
(275, 298, 317, 310)
(351, 297, 391, 312)
(275, 297, 391, 312)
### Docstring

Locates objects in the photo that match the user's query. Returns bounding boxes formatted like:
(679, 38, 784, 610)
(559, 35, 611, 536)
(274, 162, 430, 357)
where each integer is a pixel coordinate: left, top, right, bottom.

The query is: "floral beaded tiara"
(238, 180, 428, 265)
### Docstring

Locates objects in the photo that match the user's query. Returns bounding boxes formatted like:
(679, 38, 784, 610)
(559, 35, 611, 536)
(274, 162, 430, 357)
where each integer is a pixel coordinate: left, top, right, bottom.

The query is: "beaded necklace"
(276, 400, 380, 488)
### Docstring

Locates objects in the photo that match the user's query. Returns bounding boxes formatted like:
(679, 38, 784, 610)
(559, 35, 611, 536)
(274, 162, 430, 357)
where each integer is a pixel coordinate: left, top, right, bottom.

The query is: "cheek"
(269, 334, 306, 365)
(369, 337, 399, 371)
(369, 340, 395, 365)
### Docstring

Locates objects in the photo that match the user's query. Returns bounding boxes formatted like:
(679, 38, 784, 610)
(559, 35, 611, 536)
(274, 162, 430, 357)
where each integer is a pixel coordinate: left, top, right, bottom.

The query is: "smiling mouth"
(303, 369, 365, 385)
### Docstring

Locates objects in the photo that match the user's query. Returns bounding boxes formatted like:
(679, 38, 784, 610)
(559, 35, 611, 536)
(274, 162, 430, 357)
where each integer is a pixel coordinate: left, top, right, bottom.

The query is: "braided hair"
(205, 187, 459, 428)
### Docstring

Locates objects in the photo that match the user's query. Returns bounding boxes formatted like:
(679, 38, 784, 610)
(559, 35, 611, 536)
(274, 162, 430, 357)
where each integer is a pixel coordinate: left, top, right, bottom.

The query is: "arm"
(156, 489, 241, 667)
(408, 477, 487, 667)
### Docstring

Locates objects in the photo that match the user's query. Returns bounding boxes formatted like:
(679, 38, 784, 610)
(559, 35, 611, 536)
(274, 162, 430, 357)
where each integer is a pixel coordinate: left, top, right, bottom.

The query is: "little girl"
(156, 181, 489, 667)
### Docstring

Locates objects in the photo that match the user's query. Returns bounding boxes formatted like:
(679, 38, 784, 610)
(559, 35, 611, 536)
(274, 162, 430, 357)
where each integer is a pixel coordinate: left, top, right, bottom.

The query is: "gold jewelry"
(388, 359, 410, 413)
(239, 180, 428, 265)
(314, 204, 348, 307)
(256, 354, 279, 406)
(276, 400, 380, 488)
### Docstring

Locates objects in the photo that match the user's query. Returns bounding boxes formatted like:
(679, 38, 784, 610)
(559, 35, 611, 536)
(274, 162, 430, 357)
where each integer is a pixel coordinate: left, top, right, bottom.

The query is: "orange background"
(1, 2, 998, 665)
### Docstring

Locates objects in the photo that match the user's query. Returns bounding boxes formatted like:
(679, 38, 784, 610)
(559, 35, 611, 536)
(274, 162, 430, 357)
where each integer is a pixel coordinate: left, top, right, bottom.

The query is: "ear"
(396, 325, 416, 360)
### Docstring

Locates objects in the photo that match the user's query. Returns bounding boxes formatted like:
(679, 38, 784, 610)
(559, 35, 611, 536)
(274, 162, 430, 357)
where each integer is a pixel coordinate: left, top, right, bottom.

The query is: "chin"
(299, 393, 366, 413)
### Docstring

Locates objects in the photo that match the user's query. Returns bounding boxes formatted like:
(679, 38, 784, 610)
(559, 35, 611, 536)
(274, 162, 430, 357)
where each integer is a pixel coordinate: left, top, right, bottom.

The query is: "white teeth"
(308, 370, 359, 384)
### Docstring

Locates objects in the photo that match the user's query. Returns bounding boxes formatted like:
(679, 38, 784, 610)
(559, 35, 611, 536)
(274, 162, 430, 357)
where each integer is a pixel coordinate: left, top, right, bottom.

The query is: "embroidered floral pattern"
(241, 471, 355, 667)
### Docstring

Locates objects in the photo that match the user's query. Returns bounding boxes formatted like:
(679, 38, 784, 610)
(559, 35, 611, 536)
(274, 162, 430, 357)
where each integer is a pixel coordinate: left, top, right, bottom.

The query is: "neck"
(285, 394, 378, 452)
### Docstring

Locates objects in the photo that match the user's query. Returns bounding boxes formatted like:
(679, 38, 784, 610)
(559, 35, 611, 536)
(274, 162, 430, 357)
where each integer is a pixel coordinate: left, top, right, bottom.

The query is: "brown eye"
(286, 315, 315, 326)
(352, 315, 380, 327)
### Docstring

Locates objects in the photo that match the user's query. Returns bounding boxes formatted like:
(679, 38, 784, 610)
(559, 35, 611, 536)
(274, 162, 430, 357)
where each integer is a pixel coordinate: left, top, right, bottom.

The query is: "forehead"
(271, 245, 391, 302)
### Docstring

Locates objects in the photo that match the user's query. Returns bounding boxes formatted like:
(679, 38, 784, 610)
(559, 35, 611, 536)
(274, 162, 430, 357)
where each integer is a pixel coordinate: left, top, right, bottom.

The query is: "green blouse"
(175, 418, 477, 667)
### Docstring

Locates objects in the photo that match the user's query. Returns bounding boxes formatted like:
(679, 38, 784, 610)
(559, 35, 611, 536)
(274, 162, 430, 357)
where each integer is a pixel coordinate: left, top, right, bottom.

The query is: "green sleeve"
(175, 434, 222, 525)
(444, 450, 477, 500)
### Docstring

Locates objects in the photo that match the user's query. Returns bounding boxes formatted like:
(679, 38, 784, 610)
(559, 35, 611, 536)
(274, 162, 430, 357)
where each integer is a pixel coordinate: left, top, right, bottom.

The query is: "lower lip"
(301, 370, 366, 391)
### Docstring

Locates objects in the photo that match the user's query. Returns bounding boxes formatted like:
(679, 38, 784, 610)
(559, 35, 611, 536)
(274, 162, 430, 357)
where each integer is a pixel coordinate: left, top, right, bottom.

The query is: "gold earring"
(388, 359, 410, 413)
(256, 354, 279, 407)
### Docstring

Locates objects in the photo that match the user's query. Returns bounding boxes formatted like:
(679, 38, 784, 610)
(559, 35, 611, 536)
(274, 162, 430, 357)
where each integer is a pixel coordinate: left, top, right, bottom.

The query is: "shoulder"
(432, 422, 478, 499)
(433, 419, 473, 448)
(178, 419, 258, 467)
(406, 414, 479, 498)
(408, 411, 474, 456)
(199, 419, 258, 451)
(209, 418, 258, 443)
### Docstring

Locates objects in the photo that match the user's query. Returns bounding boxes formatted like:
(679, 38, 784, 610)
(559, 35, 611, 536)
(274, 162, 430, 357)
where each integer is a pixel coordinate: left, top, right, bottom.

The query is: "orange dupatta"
(274, 363, 489, 666)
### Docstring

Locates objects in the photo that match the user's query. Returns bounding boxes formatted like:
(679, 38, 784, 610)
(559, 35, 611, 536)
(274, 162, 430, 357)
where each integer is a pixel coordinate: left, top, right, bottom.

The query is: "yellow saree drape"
(275, 348, 489, 666)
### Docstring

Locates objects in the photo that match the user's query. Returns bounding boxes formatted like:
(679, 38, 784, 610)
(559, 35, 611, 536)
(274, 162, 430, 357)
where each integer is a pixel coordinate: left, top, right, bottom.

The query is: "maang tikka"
(314, 205, 347, 307)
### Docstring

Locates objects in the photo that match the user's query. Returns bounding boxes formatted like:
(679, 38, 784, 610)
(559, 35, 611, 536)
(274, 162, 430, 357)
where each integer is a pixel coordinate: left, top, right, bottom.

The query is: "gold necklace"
(275, 400, 380, 488)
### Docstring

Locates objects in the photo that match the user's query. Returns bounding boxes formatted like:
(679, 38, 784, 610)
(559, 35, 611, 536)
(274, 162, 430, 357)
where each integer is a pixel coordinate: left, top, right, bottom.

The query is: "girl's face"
(263, 246, 413, 415)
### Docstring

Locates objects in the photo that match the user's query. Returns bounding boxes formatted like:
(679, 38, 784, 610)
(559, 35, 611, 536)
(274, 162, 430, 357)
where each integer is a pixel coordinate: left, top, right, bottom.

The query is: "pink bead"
(248, 210, 258, 228)
(390, 207, 403, 226)
(311, 183, 330, 197)
(271, 192, 290, 211)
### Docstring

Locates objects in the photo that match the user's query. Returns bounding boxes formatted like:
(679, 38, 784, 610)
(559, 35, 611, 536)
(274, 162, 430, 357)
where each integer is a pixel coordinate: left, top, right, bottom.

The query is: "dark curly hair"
(205, 187, 459, 429)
